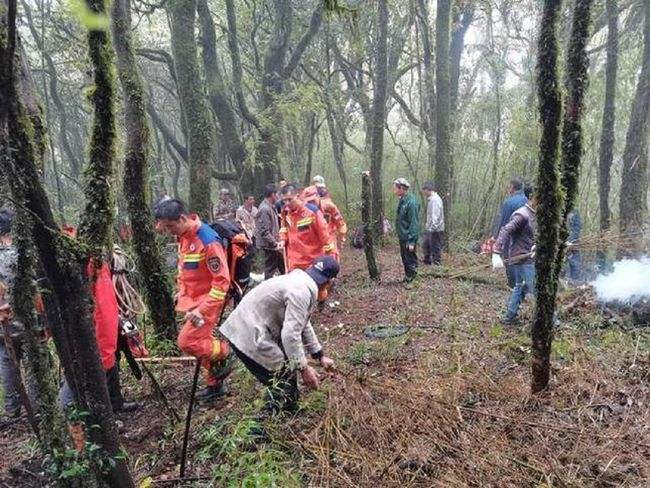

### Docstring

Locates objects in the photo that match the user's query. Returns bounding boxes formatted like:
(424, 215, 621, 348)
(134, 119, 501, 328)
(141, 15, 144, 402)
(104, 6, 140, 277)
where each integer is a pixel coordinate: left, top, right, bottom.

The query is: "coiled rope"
(111, 245, 146, 317)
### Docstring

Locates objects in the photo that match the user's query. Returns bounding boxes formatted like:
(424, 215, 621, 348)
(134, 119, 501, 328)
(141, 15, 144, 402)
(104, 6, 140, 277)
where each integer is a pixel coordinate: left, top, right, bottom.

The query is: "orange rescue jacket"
(280, 203, 334, 271)
(176, 215, 230, 318)
(321, 196, 347, 240)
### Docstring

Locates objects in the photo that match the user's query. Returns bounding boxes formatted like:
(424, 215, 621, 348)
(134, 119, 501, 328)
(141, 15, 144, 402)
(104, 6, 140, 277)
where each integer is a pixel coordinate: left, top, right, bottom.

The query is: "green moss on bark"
(77, 0, 117, 260)
(168, 0, 214, 218)
(555, 0, 593, 282)
(111, 0, 176, 340)
(531, 0, 564, 394)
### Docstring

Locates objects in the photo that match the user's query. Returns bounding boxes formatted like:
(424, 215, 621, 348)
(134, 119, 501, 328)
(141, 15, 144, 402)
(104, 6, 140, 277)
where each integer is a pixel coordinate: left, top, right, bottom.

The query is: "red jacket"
(89, 261, 119, 371)
(176, 215, 230, 320)
(280, 202, 334, 271)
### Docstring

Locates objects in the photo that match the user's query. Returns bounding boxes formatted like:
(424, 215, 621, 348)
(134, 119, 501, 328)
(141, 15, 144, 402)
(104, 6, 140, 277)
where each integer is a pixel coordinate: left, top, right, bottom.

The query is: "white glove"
(492, 253, 504, 269)
(530, 245, 536, 259)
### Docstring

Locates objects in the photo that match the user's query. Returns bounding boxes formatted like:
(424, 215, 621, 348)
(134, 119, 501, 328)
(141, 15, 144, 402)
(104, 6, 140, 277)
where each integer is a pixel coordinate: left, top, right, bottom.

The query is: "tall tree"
(618, 0, 649, 246)
(435, 0, 453, 242)
(362, 171, 380, 280)
(11, 30, 66, 460)
(225, 0, 324, 194)
(531, 0, 564, 394)
(450, 1, 475, 113)
(598, 0, 618, 232)
(168, 0, 214, 217)
(0, 0, 135, 485)
(196, 0, 246, 179)
(369, 0, 389, 238)
(555, 0, 594, 281)
(111, 0, 177, 340)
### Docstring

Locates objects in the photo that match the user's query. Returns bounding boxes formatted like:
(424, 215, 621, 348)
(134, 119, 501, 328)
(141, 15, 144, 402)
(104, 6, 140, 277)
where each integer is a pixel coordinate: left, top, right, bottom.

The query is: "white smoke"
(591, 257, 650, 304)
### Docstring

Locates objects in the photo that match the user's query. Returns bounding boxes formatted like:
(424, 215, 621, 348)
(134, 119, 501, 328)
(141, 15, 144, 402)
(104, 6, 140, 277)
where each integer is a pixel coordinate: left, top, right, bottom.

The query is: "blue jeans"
(505, 263, 536, 321)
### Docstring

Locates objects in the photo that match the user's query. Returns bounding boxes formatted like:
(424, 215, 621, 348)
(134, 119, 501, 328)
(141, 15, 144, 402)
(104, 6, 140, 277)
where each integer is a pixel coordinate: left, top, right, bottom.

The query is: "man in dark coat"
(255, 184, 285, 279)
(393, 178, 420, 283)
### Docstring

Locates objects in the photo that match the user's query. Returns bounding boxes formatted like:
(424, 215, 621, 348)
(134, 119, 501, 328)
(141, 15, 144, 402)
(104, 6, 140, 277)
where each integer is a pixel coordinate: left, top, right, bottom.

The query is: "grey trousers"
(58, 364, 125, 411)
(0, 338, 22, 415)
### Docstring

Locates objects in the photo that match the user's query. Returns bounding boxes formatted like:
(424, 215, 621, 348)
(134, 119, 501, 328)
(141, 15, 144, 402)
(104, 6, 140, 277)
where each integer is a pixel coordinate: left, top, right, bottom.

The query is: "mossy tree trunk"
(111, 0, 177, 340)
(554, 0, 593, 284)
(1, 3, 65, 456)
(12, 206, 67, 461)
(531, 0, 564, 395)
(168, 0, 214, 218)
(598, 0, 618, 233)
(369, 0, 388, 239)
(618, 0, 649, 249)
(435, 0, 453, 247)
(196, 0, 246, 181)
(0, 1, 134, 485)
(362, 172, 380, 281)
(77, 0, 117, 258)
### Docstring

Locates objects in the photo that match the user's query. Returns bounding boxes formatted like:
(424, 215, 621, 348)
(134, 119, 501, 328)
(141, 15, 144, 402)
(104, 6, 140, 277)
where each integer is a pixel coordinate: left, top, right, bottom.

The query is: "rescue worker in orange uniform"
(279, 184, 335, 272)
(154, 199, 234, 402)
(312, 177, 348, 255)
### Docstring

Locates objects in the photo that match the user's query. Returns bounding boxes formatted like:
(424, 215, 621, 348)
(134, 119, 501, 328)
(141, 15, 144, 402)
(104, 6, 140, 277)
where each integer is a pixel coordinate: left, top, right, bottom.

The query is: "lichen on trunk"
(531, 0, 563, 395)
(168, 0, 214, 218)
(111, 0, 177, 340)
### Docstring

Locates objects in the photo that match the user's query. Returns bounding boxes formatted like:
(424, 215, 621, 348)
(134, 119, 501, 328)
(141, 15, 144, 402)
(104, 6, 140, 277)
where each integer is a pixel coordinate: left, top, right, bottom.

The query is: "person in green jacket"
(393, 178, 420, 282)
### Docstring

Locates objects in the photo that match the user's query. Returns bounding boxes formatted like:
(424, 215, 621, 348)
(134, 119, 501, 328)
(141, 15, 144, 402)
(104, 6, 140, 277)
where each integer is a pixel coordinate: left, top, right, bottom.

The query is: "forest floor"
(0, 245, 648, 487)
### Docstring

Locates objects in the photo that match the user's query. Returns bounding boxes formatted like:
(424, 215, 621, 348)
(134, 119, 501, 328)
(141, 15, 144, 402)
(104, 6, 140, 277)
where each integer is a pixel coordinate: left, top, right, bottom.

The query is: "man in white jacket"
(220, 255, 338, 416)
(421, 181, 444, 265)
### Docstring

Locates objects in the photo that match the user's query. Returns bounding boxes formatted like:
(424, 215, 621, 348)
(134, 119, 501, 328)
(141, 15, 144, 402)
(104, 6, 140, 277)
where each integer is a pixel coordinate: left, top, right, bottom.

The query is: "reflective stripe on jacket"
(281, 203, 334, 271)
(176, 215, 230, 318)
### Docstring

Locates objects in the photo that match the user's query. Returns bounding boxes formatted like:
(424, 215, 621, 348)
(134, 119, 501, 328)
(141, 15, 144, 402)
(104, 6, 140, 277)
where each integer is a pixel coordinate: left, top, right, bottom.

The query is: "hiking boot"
(502, 317, 520, 328)
(210, 349, 237, 380)
(196, 383, 229, 403)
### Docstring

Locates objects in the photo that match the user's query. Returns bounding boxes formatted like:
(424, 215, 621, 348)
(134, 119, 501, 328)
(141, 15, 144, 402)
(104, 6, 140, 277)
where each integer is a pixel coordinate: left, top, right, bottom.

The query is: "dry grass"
(274, 248, 650, 488)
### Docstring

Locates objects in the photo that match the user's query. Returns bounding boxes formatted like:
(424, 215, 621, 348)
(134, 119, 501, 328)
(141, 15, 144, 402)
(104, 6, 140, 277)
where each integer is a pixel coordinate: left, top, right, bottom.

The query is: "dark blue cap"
(305, 255, 340, 285)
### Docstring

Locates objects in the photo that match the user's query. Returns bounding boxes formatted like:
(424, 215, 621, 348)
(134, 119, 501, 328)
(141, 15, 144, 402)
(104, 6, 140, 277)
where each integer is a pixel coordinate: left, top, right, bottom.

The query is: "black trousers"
(422, 231, 443, 265)
(230, 344, 298, 413)
(399, 240, 418, 280)
(262, 248, 285, 280)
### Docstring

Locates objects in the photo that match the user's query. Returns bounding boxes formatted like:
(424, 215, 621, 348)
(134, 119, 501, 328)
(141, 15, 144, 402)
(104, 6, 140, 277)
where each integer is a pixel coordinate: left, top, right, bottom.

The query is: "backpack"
(210, 219, 251, 299)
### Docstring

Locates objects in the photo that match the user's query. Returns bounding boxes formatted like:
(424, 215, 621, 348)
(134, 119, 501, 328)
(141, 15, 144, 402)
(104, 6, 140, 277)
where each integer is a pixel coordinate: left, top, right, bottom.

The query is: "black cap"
(305, 255, 340, 285)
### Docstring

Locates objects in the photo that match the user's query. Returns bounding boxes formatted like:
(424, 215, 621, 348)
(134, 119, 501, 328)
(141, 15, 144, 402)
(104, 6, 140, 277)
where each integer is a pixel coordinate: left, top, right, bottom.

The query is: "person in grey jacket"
(220, 255, 338, 416)
(421, 181, 444, 265)
(255, 184, 285, 279)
